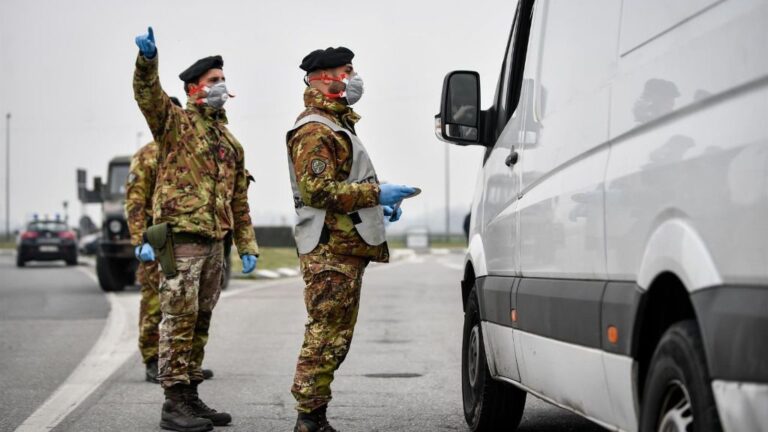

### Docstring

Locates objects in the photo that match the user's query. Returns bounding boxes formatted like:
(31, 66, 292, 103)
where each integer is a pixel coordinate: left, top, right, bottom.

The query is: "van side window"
(494, 0, 535, 141)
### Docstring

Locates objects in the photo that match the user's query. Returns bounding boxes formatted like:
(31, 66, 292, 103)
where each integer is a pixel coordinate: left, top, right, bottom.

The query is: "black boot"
(294, 405, 338, 432)
(160, 384, 213, 432)
(185, 381, 232, 426)
(145, 358, 159, 384)
(202, 368, 214, 380)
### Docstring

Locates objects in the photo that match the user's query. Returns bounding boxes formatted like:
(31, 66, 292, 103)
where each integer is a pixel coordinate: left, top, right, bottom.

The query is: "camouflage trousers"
(292, 246, 368, 413)
(137, 260, 162, 363)
(157, 241, 224, 389)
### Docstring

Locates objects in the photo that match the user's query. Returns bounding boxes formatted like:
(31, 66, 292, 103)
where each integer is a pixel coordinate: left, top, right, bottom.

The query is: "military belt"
(173, 232, 214, 245)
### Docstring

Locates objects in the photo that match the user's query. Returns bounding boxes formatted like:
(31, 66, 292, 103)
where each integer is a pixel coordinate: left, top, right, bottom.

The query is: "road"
(0, 251, 606, 432)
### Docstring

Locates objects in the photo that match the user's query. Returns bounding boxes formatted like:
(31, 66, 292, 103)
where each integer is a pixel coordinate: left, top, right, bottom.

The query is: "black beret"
(179, 55, 223, 84)
(300, 47, 354, 73)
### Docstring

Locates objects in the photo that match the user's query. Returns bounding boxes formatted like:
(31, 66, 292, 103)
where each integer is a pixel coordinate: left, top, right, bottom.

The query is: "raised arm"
(132, 27, 179, 144)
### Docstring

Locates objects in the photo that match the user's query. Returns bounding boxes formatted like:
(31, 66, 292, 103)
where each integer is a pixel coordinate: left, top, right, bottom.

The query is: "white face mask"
(200, 82, 230, 108)
(344, 74, 364, 105)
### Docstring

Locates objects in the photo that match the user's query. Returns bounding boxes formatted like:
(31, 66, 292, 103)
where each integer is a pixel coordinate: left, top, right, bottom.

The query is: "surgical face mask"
(344, 74, 364, 105)
(195, 82, 231, 109)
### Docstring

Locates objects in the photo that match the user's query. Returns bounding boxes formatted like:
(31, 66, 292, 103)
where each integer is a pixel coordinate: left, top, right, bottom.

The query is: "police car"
(16, 217, 78, 267)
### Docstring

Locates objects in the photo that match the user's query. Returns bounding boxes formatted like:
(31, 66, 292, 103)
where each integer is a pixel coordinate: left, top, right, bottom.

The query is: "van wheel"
(16, 256, 25, 267)
(640, 320, 722, 432)
(462, 285, 526, 431)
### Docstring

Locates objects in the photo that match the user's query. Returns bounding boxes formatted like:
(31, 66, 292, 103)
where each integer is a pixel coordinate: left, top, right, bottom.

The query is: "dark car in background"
(17, 219, 78, 267)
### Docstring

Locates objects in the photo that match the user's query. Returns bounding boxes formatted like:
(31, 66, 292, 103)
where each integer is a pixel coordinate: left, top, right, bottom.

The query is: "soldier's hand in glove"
(379, 184, 416, 207)
(241, 254, 257, 274)
(134, 26, 157, 59)
(382, 205, 403, 222)
(135, 243, 156, 262)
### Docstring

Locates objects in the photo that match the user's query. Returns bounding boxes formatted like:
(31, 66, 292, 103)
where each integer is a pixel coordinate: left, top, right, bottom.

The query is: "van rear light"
(59, 231, 76, 240)
(21, 231, 39, 240)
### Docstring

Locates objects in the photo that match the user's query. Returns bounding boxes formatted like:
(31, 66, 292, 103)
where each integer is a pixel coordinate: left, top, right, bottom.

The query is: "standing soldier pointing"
(133, 26, 259, 432)
(287, 46, 416, 432)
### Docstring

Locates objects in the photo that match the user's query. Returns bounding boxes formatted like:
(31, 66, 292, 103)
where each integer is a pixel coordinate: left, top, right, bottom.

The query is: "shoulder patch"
(311, 159, 327, 175)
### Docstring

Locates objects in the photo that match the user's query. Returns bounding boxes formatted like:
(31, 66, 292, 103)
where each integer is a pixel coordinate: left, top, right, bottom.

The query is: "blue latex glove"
(382, 205, 403, 222)
(134, 243, 155, 262)
(379, 184, 416, 207)
(134, 26, 157, 59)
(241, 254, 257, 274)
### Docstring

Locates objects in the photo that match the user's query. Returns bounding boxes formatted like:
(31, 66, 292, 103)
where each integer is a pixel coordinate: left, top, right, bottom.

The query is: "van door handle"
(505, 151, 519, 167)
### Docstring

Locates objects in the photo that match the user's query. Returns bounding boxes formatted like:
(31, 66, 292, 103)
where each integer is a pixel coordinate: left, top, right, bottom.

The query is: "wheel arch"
(462, 234, 487, 311)
(636, 217, 722, 292)
(461, 262, 476, 311)
(633, 271, 700, 403)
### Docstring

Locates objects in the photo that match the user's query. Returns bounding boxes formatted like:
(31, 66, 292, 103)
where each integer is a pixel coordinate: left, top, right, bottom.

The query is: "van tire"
(640, 320, 722, 432)
(96, 254, 126, 292)
(462, 285, 526, 431)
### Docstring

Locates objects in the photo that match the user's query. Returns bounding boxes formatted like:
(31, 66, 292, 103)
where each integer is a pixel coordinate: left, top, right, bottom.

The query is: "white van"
(435, 1, 768, 431)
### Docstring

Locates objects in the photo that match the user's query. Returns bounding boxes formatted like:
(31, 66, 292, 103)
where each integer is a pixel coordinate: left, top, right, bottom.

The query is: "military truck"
(78, 157, 136, 291)
(78, 157, 233, 292)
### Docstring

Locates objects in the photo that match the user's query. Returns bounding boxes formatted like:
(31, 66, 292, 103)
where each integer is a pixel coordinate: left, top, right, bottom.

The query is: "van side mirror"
(435, 71, 484, 145)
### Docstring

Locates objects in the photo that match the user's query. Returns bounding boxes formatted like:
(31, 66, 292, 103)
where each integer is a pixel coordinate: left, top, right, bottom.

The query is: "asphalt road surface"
(0, 251, 607, 432)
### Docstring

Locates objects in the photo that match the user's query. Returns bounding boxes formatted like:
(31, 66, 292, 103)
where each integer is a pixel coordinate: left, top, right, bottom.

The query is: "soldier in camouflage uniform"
(133, 27, 258, 432)
(124, 132, 214, 384)
(287, 47, 416, 432)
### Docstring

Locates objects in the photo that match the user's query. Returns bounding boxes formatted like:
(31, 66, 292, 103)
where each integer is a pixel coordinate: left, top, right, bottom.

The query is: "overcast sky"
(0, 0, 516, 234)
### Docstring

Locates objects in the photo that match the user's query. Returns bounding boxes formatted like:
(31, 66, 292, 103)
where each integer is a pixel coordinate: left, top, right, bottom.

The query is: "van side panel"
(619, 0, 723, 55)
(606, 0, 768, 285)
(517, 0, 619, 280)
(512, 1, 624, 429)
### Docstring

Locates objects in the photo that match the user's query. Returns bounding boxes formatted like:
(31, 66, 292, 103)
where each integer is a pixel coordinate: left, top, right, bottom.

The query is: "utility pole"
(5, 113, 10, 241)
(445, 143, 450, 243)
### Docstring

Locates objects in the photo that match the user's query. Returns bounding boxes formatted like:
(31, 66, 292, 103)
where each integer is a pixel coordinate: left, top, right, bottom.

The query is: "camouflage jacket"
(288, 87, 388, 262)
(125, 141, 159, 246)
(133, 54, 258, 256)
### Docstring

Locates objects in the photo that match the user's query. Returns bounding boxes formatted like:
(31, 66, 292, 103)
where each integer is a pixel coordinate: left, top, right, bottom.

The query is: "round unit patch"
(311, 159, 327, 175)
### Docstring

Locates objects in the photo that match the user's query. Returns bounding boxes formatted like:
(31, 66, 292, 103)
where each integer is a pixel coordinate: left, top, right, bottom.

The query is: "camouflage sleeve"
(132, 53, 180, 145)
(290, 124, 380, 213)
(124, 151, 155, 246)
(231, 150, 259, 256)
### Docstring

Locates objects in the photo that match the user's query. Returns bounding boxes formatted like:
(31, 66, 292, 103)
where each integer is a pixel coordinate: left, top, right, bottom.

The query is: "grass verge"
(230, 247, 299, 274)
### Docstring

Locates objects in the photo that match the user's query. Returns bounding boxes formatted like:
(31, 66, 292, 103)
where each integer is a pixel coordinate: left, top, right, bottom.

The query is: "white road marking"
(439, 261, 464, 271)
(14, 267, 137, 432)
